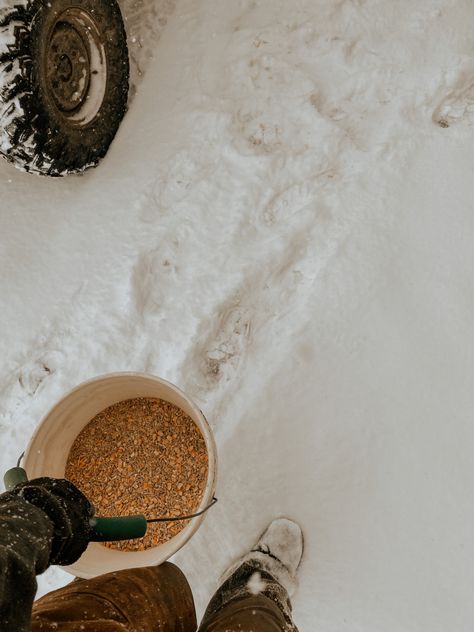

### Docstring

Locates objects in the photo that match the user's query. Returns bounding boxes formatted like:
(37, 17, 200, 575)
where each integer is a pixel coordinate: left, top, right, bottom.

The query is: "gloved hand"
(9, 477, 94, 566)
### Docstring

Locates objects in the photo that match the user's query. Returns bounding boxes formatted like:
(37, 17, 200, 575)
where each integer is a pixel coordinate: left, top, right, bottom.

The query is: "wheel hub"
(47, 21, 91, 112)
(42, 7, 107, 126)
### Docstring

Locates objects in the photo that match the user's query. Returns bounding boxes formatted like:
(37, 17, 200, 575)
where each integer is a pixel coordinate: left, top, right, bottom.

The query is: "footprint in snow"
(182, 299, 252, 398)
(433, 74, 474, 128)
(18, 359, 54, 396)
(203, 303, 252, 384)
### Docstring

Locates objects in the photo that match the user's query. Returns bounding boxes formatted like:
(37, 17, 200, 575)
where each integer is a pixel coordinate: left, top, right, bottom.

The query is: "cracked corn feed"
(65, 397, 208, 551)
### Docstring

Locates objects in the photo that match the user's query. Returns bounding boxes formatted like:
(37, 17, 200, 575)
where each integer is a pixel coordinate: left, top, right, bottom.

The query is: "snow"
(2, 0, 474, 630)
(247, 572, 266, 596)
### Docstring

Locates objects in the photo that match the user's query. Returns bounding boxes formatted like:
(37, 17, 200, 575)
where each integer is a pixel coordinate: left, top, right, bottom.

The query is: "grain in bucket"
(21, 373, 217, 578)
(65, 396, 208, 551)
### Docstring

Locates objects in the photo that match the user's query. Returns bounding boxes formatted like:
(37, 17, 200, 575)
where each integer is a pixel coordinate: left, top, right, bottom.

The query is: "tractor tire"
(0, 0, 129, 176)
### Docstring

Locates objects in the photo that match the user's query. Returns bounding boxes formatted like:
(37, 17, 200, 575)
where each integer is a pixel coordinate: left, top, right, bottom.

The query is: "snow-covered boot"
(220, 518, 304, 597)
(200, 519, 303, 632)
(248, 518, 304, 595)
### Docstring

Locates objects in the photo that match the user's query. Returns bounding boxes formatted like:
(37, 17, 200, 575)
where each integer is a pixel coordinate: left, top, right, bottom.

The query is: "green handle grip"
(3, 467, 147, 542)
(89, 516, 147, 541)
(4, 466, 28, 490)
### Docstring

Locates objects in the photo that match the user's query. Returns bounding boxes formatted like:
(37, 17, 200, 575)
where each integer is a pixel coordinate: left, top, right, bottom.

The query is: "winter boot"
(199, 519, 303, 632)
(222, 518, 304, 597)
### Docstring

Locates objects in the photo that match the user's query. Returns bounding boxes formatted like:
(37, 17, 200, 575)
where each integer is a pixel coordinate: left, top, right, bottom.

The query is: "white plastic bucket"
(22, 372, 218, 579)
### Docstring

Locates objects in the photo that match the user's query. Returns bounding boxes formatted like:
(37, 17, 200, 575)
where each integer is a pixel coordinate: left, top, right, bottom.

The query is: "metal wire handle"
(146, 497, 218, 523)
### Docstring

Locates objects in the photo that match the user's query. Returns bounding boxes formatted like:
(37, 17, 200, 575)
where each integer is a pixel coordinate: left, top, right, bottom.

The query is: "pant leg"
(32, 562, 197, 632)
(199, 561, 298, 632)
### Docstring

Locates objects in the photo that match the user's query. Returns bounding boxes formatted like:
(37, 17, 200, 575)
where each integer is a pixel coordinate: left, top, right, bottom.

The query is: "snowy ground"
(2, 0, 474, 630)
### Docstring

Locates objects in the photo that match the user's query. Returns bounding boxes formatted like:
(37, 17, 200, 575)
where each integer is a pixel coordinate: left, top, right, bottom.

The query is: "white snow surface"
(2, 0, 474, 630)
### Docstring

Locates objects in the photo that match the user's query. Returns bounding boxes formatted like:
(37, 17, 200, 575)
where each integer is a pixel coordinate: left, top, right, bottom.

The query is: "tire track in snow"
(119, 0, 425, 420)
(177, 171, 357, 419)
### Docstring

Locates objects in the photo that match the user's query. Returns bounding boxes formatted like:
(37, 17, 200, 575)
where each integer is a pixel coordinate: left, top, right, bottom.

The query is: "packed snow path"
(1, 1, 474, 630)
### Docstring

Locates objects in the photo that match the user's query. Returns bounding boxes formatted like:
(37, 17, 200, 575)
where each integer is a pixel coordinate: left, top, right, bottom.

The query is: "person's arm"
(0, 479, 93, 632)
(0, 492, 53, 631)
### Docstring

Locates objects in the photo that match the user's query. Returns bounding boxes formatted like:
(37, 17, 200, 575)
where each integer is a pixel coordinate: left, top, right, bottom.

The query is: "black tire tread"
(0, 0, 129, 176)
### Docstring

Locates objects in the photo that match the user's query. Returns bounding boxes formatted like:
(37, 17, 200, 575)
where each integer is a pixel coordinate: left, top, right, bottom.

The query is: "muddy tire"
(0, 0, 129, 176)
